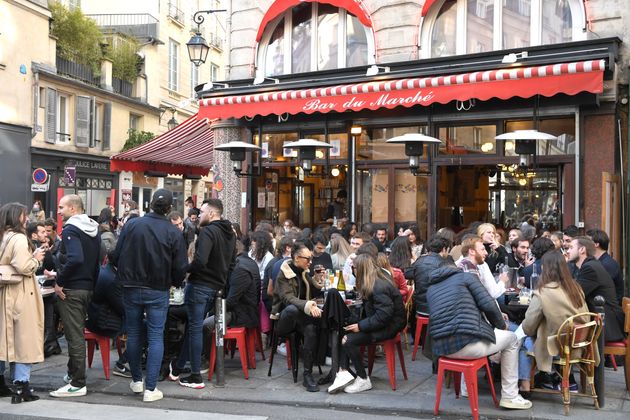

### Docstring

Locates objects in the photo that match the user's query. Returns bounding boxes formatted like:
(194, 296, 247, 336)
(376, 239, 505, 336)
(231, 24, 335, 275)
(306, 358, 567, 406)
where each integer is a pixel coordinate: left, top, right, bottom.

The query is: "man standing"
(171, 199, 236, 389)
(50, 195, 100, 398)
(567, 237, 625, 342)
(325, 190, 347, 223)
(111, 189, 187, 402)
(587, 229, 624, 304)
(427, 264, 531, 410)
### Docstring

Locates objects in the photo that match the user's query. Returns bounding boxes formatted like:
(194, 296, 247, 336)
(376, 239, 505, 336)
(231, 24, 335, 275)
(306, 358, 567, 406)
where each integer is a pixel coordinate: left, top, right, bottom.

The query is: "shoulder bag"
(0, 234, 26, 286)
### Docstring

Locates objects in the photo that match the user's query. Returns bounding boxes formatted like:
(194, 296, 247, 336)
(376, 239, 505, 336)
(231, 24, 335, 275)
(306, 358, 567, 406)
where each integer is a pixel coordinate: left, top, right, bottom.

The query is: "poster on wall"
(262, 142, 269, 158)
(330, 139, 341, 157)
(257, 192, 266, 208)
(282, 142, 298, 157)
(267, 192, 276, 208)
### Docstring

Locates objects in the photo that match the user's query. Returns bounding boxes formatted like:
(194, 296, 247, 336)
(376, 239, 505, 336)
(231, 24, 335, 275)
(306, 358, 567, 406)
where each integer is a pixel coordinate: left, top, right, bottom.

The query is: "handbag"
(0, 234, 25, 286)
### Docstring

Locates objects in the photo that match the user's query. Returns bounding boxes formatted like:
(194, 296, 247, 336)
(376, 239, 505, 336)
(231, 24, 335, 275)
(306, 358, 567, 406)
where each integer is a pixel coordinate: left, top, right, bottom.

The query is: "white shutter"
(75, 95, 90, 147)
(45, 88, 57, 143)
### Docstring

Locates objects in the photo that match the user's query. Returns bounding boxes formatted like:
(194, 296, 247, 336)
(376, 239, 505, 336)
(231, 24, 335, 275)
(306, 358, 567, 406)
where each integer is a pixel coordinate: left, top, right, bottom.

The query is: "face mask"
(33, 206, 40, 212)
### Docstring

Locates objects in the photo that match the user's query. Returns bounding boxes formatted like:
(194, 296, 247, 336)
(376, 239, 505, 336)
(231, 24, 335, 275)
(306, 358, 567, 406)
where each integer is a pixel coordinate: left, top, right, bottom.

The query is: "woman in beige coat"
(0, 203, 45, 403)
(521, 250, 592, 390)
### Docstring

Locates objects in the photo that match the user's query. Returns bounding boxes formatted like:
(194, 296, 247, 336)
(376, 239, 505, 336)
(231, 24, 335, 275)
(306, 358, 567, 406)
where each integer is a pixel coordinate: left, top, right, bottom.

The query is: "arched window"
(258, 2, 374, 77)
(422, 0, 585, 58)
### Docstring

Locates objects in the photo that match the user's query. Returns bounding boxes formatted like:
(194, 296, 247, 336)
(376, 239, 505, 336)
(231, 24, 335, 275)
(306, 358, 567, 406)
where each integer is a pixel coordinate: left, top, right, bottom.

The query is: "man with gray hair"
(50, 195, 100, 398)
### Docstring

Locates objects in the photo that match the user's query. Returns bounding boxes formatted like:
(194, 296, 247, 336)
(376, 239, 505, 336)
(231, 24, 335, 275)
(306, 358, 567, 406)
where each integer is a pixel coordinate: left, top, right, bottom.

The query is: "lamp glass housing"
(187, 32, 210, 67)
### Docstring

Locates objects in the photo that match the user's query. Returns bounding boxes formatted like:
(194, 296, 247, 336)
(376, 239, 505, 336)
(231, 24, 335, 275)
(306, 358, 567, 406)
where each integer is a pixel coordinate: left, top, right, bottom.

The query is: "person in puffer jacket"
(327, 253, 406, 395)
(427, 265, 532, 410)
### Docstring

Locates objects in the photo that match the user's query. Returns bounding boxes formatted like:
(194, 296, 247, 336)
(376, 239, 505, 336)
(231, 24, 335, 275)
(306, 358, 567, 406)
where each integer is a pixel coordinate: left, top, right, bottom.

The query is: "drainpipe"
(626, 81, 630, 294)
(225, 0, 232, 80)
(32, 70, 39, 138)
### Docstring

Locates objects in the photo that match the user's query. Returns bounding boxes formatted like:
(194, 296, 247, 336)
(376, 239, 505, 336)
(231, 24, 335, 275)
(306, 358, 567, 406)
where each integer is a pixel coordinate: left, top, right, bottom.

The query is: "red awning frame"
(198, 60, 605, 121)
(110, 115, 214, 176)
(255, 0, 373, 42)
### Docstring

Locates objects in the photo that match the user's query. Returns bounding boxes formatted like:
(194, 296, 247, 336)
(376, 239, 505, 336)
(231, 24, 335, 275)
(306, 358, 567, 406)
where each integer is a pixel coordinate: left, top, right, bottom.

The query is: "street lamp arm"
(192, 9, 227, 26)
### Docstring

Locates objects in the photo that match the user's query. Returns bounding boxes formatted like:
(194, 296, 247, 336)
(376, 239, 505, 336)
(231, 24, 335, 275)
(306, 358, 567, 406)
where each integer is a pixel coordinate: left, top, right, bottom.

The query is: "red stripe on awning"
(421, 0, 437, 17)
(255, 0, 372, 42)
(198, 60, 605, 121)
(110, 115, 214, 176)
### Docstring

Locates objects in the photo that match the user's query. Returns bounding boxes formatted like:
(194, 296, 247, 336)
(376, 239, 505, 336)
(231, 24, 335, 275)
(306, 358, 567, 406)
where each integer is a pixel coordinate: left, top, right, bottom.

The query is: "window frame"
(419, 0, 587, 59)
(56, 93, 70, 144)
(256, 2, 375, 77)
(168, 38, 179, 91)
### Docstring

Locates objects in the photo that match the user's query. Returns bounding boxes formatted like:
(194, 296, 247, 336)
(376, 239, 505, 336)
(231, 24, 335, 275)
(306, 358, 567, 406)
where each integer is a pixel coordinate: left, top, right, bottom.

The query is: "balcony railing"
(208, 33, 223, 51)
(113, 77, 133, 97)
(87, 13, 160, 40)
(56, 56, 100, 87)
(168, 2, 185, 25)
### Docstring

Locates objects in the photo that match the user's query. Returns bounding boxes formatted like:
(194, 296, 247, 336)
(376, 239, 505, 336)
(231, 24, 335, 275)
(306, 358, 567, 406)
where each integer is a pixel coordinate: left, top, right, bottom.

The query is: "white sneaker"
(143, 388, 163, 402)
(130, 380, 144, 394)
(327, 370, 354, 394)
(500, 394, 532, 410)
(277, 343, 287, 357)
(344, 376, 372, 393)
(49, 383, 87, 398)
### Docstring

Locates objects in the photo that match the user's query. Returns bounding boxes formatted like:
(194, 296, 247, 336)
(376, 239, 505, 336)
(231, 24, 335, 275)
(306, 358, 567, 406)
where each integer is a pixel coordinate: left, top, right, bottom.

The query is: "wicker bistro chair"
(530, 312, 603, 415)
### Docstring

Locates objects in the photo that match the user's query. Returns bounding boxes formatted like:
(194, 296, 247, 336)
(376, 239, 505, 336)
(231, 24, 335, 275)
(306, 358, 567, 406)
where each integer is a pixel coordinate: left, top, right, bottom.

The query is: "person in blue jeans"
(111, 189, 187, 402)
(169, 199, 236, 389)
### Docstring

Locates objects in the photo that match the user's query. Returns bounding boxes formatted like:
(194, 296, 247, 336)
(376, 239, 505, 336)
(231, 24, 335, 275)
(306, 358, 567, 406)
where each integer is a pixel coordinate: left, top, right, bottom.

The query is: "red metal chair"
(84, 328, 117, 380)
(412, 315, 429, 361)
(603, 297, 630, 391)
(367, 333, 408, 390)
(246, 326, 266, 369)
(208, 327, 249, 380)
(434, 357, 499, 420)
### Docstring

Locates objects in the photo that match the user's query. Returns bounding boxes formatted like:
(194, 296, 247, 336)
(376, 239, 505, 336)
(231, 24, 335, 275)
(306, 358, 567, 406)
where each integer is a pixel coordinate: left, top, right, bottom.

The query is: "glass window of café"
(164, 178, 185, 213)
(59, 175, 114, 219)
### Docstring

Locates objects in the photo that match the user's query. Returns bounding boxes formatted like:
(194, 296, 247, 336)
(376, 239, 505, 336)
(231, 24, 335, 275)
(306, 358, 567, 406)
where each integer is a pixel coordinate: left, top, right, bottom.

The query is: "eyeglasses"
(296, 255, 312, 262)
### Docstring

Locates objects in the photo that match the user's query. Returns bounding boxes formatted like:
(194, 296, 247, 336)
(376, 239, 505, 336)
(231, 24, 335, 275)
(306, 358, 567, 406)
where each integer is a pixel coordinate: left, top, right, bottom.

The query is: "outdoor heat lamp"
(214, 141, 261, 177)
(283, 139, 332, 174)
(386, 133, 442, 176)
(495, 130, 557, 168)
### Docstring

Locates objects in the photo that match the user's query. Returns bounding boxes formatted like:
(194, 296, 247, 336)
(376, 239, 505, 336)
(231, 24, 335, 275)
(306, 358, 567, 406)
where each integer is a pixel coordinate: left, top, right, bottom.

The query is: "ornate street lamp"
(187, 9, 226, 67)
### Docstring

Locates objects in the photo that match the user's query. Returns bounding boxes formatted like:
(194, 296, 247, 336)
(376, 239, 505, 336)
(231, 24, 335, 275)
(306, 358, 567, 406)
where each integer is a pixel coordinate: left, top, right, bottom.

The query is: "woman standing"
(521, 250, 591, 391)
(327, 254, 406, 394)
(0, 203, 45, 403)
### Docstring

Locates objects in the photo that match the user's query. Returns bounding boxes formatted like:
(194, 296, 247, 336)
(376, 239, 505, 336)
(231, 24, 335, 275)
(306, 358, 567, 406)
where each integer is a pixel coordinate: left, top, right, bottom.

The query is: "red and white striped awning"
(198, 60, 605, 121)
(110, 115, 214, 176)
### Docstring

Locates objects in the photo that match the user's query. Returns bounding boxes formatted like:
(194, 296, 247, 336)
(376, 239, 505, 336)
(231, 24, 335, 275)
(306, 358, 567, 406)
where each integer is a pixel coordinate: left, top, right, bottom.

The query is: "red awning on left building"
(110, 115, 214, 176)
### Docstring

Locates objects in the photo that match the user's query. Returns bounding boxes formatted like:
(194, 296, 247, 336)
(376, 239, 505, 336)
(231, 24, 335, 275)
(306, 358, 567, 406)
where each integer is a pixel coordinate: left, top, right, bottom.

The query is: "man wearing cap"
(110, 189, 188, 402)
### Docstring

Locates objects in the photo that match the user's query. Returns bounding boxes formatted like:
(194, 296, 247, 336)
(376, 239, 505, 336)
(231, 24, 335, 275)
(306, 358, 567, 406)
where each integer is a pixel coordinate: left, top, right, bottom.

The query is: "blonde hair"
(330, 235, 352, 261)
(354, 253, 392, 298)
(476, 223, 496, 238)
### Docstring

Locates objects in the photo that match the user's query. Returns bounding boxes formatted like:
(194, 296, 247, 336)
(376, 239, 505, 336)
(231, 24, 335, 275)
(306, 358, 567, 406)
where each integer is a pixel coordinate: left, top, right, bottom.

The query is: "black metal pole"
(215, 290, 225, 387)
(593, 295, 605, 407)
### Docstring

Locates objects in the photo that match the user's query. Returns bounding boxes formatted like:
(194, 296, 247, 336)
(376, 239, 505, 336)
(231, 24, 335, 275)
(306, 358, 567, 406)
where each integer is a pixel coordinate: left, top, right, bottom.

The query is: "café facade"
(137, 1, 626, 258)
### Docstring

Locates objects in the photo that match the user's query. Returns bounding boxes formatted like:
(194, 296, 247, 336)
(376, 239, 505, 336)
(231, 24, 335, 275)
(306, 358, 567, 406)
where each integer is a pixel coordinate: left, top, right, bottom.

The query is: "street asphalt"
(19, 337, 630, 419)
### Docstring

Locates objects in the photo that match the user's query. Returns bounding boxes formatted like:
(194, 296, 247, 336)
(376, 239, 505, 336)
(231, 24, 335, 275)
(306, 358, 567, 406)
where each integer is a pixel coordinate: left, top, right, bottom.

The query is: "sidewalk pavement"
(30, 340, 630, 419)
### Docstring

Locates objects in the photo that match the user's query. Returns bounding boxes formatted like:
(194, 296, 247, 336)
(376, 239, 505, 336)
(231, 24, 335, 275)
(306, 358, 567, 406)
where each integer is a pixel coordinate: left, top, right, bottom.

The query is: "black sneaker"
(178, 374, 205, 389)
(112, 364, 132, 378)
(168, 361, 184, 381)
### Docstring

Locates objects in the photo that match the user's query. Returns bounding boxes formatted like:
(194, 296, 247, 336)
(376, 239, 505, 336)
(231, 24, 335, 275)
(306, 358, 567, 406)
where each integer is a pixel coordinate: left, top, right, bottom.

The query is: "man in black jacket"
(408, 235, 451, 315)
(171, 198, 236, 390)
(427, 265, 531, 410)
(50, 194, 101, 398)
(111, 189, 188, 402)
(568, 236, 625, 342)
(587, 229, 624, 304)
(201, 248, 260, 359)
